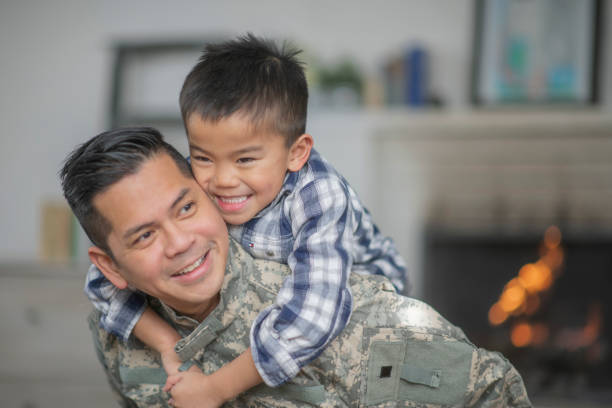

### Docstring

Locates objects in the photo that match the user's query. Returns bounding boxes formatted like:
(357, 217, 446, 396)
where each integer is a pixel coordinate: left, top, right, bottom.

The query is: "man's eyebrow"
(123, 222, 155, 240)
(170, 187, 190, 210)
(123, 188, 190, 240)
(189, 144, 263, 156)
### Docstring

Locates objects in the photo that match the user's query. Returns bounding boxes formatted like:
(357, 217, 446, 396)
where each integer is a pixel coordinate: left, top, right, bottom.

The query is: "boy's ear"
(88, 246, 128, 290)
(287, 133, 313, 172)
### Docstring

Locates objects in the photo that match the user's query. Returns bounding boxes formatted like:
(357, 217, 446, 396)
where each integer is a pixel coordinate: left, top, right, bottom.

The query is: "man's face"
(186, 113, 294, 225)
(92, 153, 229, 320)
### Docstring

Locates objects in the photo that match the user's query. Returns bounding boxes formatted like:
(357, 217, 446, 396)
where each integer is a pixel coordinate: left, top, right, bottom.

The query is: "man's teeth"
(219, 196, 248, 204)
(175, 254, 206, 276)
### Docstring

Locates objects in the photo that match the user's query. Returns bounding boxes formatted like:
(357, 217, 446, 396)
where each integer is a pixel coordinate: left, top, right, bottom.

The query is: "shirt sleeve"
(249, 176, 354, 386)
(84, 263, 147, 341)
(350, 207, 409, 294)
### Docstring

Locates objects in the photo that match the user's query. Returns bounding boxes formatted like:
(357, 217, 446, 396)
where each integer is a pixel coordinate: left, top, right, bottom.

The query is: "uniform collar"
(155, 239, 247, 361)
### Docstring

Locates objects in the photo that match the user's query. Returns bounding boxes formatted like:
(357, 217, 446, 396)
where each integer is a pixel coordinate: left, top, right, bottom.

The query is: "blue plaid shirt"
(84, 148, 408, 386)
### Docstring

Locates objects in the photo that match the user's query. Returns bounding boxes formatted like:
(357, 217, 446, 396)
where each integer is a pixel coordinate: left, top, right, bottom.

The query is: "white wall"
(0, 0, 609, 262)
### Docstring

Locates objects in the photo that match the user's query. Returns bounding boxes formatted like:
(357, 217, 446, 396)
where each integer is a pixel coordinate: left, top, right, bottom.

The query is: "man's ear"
(88, 246, 128, 290)
(287, 133, 313, 172)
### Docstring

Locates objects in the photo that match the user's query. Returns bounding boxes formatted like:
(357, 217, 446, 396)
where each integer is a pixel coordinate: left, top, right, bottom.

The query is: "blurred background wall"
(0, 0, 479, 262)
(1, 0, 611, 406)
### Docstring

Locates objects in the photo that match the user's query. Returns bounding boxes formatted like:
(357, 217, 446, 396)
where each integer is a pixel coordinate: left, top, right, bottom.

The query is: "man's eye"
(180, 202, 195, 215)
(237, 157, 255, 164)
(135, 231, 152, 244)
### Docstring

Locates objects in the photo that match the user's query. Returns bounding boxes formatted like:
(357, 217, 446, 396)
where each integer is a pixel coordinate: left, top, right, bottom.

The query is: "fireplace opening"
(423, 226, 612, 404)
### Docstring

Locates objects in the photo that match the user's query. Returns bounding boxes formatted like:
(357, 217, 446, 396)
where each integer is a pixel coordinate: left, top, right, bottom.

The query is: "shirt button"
(266, 250, 274, 257)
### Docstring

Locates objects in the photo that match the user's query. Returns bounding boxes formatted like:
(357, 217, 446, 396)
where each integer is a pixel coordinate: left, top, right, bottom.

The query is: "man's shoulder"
(227, 237, 290, 297)
(348, 273, 469, 341)
(88, 309, 114, 351)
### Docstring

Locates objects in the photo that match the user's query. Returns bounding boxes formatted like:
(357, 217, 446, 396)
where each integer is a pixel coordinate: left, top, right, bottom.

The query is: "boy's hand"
(163, 369, 226, 408)
(160, 347, 183, 376)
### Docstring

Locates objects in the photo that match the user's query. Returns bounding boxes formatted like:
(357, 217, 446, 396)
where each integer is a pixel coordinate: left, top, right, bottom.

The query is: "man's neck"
(182, 293, 221, 323)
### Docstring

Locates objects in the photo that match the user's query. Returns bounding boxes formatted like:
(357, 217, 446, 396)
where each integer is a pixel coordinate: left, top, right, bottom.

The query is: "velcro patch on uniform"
(364, 341, 406, 405)
(400, 365, 441, 388)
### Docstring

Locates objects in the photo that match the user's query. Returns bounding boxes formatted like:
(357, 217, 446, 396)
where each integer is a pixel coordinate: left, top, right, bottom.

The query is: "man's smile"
(171, 249, 211, 282)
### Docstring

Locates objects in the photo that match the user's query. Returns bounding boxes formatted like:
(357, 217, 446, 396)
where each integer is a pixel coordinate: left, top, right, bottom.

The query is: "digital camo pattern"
(90, 238, 531, 407)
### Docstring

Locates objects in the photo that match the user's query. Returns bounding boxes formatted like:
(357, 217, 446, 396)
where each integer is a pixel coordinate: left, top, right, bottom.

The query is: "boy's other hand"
(164, 369, 226, 408)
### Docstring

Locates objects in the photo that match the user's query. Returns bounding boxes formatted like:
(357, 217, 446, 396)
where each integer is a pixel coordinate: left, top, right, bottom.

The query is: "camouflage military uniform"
(90, 239, 531, 407)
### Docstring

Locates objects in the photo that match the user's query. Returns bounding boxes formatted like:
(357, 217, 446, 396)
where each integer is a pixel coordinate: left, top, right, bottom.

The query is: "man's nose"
(164, 222, 194, 258)
(213, 163, 240, 188)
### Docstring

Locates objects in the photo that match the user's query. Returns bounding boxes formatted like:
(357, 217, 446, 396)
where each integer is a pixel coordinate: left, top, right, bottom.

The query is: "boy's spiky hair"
(180, 33, 308, 146)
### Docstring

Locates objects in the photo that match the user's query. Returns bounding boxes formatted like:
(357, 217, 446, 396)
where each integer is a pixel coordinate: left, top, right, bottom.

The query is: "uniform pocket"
(119, 365, 168, 406)
(363, 329, 473, 406)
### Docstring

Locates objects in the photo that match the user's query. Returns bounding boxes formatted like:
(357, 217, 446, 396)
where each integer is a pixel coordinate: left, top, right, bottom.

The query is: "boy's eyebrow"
(189, 144, 264, 156)
(123, 188, 190, 240)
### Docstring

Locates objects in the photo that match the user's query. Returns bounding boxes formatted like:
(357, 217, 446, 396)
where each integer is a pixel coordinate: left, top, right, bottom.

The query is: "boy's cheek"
(192, 170, 212, 192)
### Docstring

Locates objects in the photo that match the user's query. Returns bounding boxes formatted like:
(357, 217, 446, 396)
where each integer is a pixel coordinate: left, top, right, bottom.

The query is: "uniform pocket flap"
(278, 384, 326, 406)
(119, 366, 167, 385)
(400, 365, 441, 388)
(255, 383, 326, 406)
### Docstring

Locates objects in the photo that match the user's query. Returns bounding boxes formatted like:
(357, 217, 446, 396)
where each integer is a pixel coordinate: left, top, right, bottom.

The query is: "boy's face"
(89, 153, 229, 321)
(186, 113, 311, 225)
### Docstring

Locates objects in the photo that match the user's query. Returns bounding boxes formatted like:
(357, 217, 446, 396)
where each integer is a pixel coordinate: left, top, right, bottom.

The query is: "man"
(61, 127, 531, 407)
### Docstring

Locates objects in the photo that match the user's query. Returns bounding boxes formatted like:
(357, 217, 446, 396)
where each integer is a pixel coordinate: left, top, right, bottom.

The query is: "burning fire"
(488, 226, 565, 345)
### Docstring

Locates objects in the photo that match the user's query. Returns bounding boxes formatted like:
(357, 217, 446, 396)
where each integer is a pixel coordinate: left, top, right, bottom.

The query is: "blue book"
(404, 46, 427, 106)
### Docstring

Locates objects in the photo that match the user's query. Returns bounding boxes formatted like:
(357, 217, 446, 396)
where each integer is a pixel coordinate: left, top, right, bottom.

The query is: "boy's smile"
(187, 113, 312, 225)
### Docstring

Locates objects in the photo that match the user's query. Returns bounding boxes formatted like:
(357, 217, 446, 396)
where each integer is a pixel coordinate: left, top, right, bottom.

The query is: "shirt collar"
(248, 170, 299, 220)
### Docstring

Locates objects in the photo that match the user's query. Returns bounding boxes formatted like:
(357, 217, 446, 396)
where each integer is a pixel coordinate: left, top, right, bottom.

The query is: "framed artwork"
(471, 0, 603, 105)
(109, 40, 212, 127)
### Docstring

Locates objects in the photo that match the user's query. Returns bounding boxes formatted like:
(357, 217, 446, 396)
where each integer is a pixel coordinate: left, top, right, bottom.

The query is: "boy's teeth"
(176, 254, 205, 276)
(219, 196, 247, 204)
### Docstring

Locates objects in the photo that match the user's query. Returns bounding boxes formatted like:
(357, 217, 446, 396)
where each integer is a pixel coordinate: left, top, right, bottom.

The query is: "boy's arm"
(164, 347, 262, 407)
(84, 263, 147, 341)
(250, 177, 355, 386)
(132, 306, 183, 375)
(85, 264, 183, 375)
(207, 347, 263, 401)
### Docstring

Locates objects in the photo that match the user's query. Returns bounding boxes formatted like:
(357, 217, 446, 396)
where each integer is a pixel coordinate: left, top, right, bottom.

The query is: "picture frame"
(109, 40, 212, 127)
(471, 0, 603, 106)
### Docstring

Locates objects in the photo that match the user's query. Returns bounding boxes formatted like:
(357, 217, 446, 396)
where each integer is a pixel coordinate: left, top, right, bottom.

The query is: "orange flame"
(543, 225, 562, 249)
(488, 303, 508, 326)
(511, 322, 533, 347)
(499, 282, 527, 313)
(488, 225, 564, 335)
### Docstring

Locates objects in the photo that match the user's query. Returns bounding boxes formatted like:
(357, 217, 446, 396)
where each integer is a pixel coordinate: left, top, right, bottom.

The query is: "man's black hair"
(59, 127, 192, 257)
(180, 33, 308, 146)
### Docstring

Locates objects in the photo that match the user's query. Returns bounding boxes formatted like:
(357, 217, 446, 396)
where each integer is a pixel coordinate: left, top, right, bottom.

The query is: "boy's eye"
(237, 157, 255, 164)
(193, 156, 211, 163)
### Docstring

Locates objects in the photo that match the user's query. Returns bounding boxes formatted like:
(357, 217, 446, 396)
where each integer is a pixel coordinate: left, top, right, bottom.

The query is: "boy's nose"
(213, 164, 240, 188)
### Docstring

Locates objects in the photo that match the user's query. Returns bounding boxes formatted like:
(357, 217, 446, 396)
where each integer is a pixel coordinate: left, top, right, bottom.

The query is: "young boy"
(85, 34, 408, 404)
